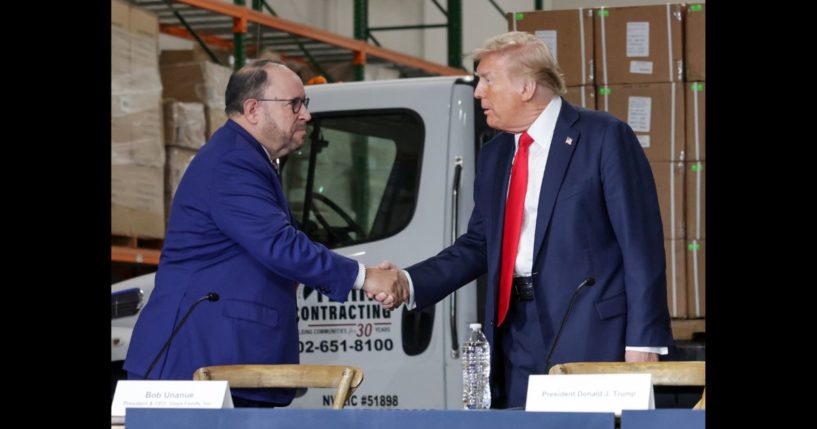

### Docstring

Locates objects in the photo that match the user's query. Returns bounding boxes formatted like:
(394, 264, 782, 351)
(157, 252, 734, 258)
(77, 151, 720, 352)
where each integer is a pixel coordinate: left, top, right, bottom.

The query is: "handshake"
(362, 261, 410, 310)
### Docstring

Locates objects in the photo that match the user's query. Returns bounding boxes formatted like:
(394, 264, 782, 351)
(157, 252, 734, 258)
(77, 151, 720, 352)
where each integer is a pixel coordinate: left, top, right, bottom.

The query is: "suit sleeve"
(208, 149, 357, 302)
(600, 120, 672, 347)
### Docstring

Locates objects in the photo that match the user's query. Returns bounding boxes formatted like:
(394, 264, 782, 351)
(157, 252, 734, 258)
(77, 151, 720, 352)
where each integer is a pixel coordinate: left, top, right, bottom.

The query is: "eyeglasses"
(255, 97, 310, 114)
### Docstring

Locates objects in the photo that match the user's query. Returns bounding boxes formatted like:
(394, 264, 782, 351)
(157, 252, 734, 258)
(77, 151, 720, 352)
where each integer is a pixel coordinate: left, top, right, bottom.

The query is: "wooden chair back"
(193, 364, 364, 409)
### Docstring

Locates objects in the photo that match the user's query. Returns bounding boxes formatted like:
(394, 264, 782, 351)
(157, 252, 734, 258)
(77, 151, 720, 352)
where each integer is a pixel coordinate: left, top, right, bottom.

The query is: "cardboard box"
(686, 239, 705, 317)
(111, 39, 161, 97)
(111, 4, 165, 168)
(564, 85, 596, 110)
(685, 4, 705, 81)
(665, 239, 687, 318)
(507, 8, 594, 86)
(128, 3, 159, 38)
(163, 101, 206, 149)
(111, 0, 159, 69)
(160, 61, 233, 108)
(600, 82, 685, 162)
(594, 4, 684, 85)
(205, 106, 229, 140)
(160, 44, 234, 69)
(111, 0, 129, 29)
(131, 32, 160, 70)
(685, 161, 705, 240)
(111, 105, 165, 168)
(685, 82, 705, 161)
(112, 0, 165, 238)
(165, 146, 198, 223)
(111, 26, 130, 76)
(112, 164, 165, 239)
(111, 0, 160, 88)
(650, 161, 685, 240)
(111, 0, 164, 170)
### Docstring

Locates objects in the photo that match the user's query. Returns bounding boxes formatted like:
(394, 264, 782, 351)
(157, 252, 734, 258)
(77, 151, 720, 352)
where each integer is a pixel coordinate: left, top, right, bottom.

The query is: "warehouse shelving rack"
(129, 0, 468, 78)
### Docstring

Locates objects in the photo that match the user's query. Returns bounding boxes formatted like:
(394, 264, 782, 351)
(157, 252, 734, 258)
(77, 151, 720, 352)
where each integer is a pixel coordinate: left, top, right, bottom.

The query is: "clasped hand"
(362, 261, 409, 310)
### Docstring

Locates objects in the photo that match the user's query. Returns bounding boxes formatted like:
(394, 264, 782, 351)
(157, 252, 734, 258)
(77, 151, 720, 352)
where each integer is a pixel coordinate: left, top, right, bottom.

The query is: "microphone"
(143, 292, 220, 380)
(544, 277, 595, 371)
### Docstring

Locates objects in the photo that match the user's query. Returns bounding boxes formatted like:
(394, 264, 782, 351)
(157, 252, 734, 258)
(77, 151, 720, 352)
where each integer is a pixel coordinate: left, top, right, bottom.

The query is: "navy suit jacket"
(124, 120, 358, 404)
(407, 100, 673, 401)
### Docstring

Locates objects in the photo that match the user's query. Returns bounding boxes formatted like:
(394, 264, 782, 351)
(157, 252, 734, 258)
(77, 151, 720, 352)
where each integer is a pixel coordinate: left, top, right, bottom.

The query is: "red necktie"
(498, 131, 533, 327)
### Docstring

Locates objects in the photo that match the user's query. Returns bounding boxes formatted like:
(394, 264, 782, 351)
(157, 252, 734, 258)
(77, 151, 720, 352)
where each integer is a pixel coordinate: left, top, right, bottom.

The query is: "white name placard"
(111, 380, 233, 420)
(525, 373, 654, 415)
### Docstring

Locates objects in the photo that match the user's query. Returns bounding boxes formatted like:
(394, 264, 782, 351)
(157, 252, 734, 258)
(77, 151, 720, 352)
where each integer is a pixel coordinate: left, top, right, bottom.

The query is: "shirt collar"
(514, 96, 562, 149)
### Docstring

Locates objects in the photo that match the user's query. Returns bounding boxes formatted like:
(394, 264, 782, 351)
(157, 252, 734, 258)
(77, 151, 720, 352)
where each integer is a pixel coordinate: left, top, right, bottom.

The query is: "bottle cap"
(469, 323, 481, 330)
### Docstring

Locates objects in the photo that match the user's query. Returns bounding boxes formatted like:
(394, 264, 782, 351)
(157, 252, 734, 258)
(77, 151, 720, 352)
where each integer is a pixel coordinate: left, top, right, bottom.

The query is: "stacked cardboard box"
(111, 0, 165, 239)
(507, 8, 596, 109)
(564, 85, 596, 110)
(602, 82, 685, 162)
(685, 4, 706, 318)
(594, 4, 684, 86)
(160, 44, 233, 70)
(650, 161, 685, 241)
(160, 59, 233, 139)
(685, 4, 705, 83)
(665, 239, 687, 319)
(163, 102, 206, 150)
(163, 101, 206, 223)
(653, 161, 687, 318)
(686, 161, 705, 318)
(165, 146, 199, 223)
(594, 4, 687, 317)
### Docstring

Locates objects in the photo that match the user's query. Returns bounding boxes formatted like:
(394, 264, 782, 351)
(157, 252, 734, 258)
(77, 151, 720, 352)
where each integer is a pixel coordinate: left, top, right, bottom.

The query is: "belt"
(512, 276, 535, 301)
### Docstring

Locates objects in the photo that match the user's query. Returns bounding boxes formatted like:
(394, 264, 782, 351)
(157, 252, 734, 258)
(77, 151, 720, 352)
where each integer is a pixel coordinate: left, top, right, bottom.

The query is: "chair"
(548, 361, 705, 409)
(193, 364, 364, 409)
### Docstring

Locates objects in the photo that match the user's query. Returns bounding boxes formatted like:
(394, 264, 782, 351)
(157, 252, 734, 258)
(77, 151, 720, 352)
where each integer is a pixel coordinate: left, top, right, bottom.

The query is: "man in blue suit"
(390, 32, 673, 408)
(124, 60, 402, 407)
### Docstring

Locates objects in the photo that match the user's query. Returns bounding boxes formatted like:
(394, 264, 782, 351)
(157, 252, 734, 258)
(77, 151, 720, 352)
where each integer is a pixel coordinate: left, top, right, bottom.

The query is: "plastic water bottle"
(462, 323, 491, 409)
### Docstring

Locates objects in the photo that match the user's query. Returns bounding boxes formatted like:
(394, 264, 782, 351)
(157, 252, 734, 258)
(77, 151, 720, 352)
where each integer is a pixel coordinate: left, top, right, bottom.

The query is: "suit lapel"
(246, 135, 296, 225)
(484, 133, 515, 322)
(227, 120, 298, 225)
(532, 101, 581, 263)
(488, 133, 516, 255)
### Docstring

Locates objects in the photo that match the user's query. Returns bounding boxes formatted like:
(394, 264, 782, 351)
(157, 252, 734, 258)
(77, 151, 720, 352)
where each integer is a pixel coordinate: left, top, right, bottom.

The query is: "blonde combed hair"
(473, 31, 567, 96)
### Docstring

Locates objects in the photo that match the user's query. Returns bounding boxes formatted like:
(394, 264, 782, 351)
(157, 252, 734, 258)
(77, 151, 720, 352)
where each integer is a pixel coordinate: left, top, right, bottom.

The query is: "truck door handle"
(449, 157, 463, 359)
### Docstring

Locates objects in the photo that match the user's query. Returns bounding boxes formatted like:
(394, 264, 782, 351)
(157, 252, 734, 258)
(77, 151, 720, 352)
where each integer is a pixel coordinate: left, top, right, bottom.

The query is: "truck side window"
(281, 110, 424, 249)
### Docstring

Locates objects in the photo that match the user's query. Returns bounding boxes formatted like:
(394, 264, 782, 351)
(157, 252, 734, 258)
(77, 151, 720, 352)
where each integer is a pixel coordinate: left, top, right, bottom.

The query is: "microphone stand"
(143, 293, 220, 380)
(544, 278, 595, 371)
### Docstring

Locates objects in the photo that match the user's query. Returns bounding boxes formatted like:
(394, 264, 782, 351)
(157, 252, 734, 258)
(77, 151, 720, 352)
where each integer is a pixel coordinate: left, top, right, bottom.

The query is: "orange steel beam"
(160, 24, 234, 50)
(112, 246, 161, 265)
(176, 0, 467, 76)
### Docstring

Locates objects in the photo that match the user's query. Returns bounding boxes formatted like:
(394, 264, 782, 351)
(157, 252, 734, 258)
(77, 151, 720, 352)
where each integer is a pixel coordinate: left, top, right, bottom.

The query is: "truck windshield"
(280, 109, 424, 249)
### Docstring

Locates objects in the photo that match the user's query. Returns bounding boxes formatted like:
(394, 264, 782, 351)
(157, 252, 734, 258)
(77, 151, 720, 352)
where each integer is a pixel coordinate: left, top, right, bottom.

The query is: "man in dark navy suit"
(390, 32, 673, 408)
(124, 60, 403, 407)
